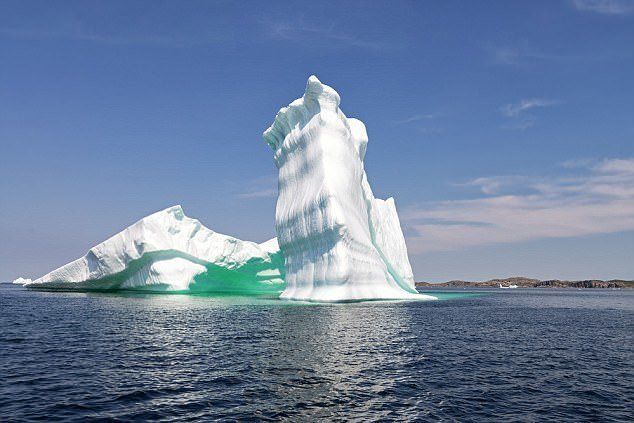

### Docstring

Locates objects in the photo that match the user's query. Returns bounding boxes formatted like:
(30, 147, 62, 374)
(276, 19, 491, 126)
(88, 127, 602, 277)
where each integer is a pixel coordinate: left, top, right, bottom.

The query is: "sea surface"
(1, 284, 632, 422)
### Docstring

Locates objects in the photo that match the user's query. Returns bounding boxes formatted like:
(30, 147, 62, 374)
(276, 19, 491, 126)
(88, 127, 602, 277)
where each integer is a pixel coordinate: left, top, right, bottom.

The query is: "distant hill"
(416, 277, 634, 289)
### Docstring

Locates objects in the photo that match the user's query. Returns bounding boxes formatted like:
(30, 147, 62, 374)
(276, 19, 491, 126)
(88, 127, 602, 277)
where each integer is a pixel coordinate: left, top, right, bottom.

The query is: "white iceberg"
(25, 76, 433, 302)
(12, 277, 32, 285)
(264, 76, 434, 301)
(25, 205, 284, 294)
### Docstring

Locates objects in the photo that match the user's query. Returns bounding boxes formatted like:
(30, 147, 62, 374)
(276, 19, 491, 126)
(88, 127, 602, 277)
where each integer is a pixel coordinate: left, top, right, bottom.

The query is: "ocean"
(1, 284, 632, 421)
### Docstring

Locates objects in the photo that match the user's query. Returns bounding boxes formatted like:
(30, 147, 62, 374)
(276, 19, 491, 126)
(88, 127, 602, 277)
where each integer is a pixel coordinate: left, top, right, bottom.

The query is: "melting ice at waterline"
(21, 76, 436, 302)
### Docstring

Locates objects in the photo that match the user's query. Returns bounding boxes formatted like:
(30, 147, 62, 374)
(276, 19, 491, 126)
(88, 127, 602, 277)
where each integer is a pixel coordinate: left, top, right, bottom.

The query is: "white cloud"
(499, 98, 558, 130)
(402, 158, 634, 254)
(501, 98, 557, 117)
(394, 113, 442, 124)
(394, 113, 443, 136)
(571, 0, 634, 15)
(463, 176, 527, 195)
(594, 157, 634, 173)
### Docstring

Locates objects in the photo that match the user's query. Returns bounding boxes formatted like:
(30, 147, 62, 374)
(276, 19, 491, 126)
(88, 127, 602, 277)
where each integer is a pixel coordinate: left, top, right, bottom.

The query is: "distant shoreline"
(416, 277, 634, 289)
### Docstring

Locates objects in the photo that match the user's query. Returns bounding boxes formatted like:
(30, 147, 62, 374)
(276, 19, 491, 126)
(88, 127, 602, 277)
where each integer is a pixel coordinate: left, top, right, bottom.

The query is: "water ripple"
(1, 286, 632, 421)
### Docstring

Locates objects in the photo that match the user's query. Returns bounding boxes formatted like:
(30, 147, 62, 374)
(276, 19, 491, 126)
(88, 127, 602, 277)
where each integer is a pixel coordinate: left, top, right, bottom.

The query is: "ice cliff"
(25, 206, 284, 293)
(264, 76, 432, 301)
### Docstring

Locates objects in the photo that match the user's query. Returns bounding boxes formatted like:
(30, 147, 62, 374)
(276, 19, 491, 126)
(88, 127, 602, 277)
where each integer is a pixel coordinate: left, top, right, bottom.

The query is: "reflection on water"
(1, 285, 632, 421)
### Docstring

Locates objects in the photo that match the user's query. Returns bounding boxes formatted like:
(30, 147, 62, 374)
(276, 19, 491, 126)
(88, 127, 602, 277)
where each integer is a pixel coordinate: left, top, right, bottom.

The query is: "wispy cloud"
(235, 175, 278, 199)
(571, 0, 634, 15)
(501, 98, 558, 117)
(499, 98, 558, 129)
(394, 113, 442, 124)
(485, 44, 557, 66)
(462, 176, 528, 195)
(261, 16, 391, 50)
(402, 158, 634, 253)
(394, 113, 443, 136)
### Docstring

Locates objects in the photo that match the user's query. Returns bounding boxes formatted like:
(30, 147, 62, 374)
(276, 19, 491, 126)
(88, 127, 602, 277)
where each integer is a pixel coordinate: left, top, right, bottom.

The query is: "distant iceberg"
(12, 277, 32, 285)
(25, 76, 434, 302)
(25, 206, 284, 294)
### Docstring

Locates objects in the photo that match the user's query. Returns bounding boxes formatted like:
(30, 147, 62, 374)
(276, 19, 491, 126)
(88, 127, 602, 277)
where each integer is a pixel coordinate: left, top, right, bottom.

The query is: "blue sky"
(1, 0, 633, 282)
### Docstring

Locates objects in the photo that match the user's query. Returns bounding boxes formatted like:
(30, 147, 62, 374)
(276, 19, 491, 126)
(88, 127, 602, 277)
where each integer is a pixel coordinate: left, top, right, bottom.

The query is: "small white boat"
(499, 284, 518, 289)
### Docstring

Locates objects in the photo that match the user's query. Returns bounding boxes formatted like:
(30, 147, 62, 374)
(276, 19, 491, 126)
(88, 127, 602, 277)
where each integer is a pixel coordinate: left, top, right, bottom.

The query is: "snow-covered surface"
(25, 206, 284, 293)
(12, 277, 32, 285)
(264, 76, 434, 301)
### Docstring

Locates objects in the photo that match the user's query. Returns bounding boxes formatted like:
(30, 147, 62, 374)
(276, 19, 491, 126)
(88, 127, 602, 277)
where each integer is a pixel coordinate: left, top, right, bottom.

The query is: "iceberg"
(12, 277, 32, 285)
(264, 76, 433, 301)
(25, 206, 284, 294)
(24, 76, 433, 302)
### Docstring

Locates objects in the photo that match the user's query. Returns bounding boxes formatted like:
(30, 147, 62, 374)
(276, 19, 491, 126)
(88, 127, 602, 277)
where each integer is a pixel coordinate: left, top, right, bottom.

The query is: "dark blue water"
(1, 284, 632, 421)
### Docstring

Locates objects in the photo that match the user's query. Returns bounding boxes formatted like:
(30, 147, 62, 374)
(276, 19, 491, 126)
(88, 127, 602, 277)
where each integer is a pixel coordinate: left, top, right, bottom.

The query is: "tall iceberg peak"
(263, 75, 342, 152)
(264, 76, 432, 301)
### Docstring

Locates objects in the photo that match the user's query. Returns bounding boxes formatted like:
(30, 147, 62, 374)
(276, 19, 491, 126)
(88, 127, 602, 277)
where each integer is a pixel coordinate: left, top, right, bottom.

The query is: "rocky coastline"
(416, 277, 634, 289)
